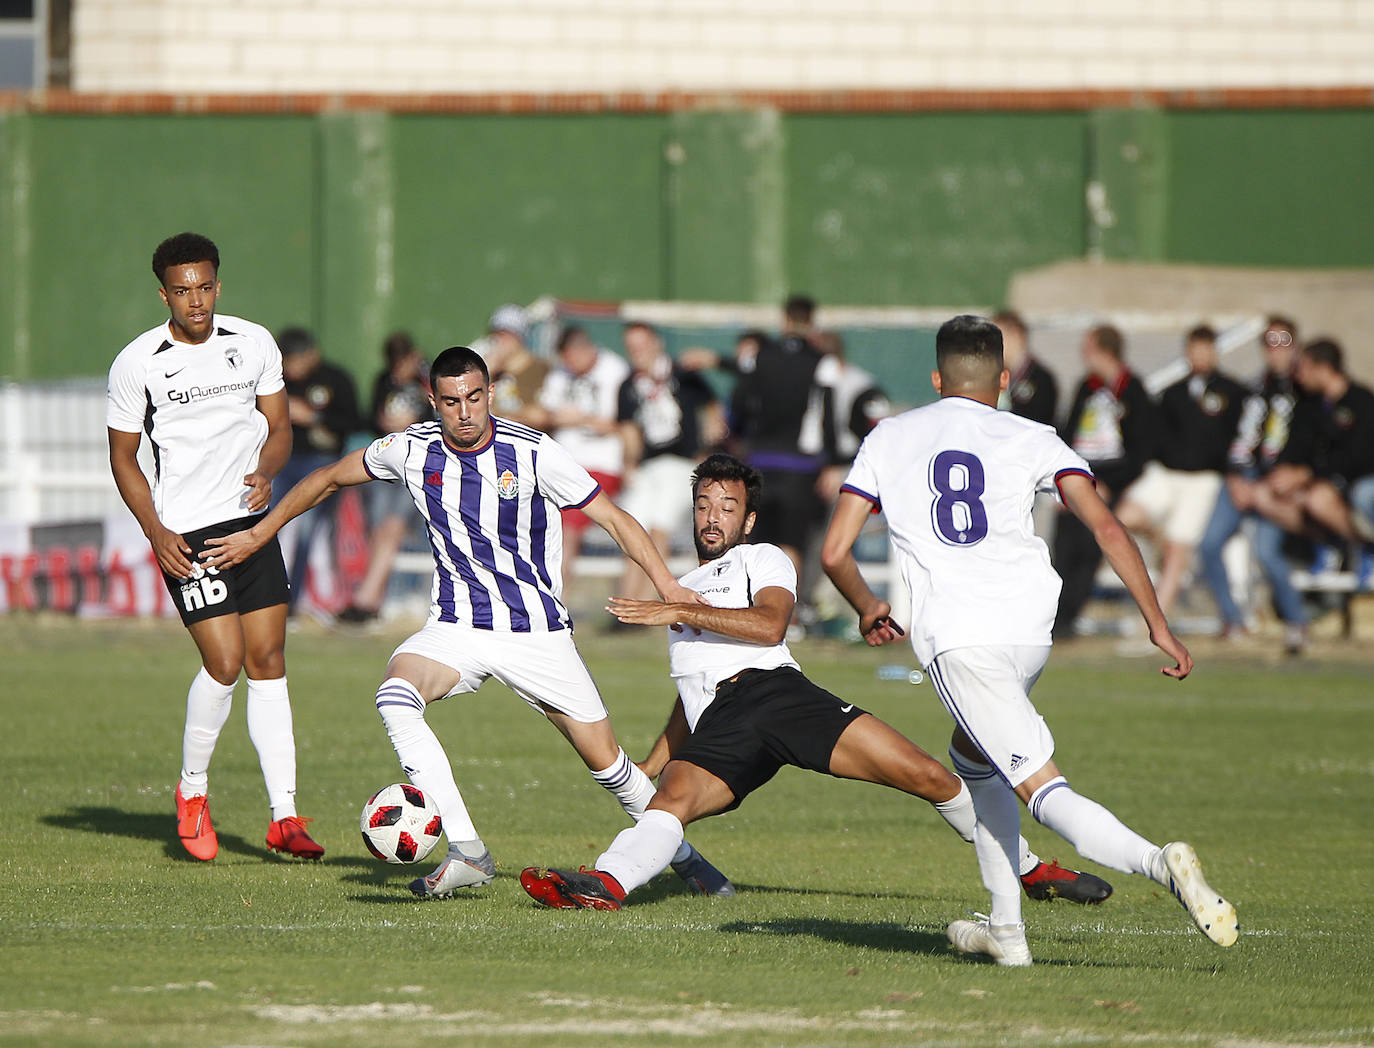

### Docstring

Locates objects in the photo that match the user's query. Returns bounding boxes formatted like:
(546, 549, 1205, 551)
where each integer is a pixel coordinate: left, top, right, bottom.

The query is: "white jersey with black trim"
(539, 350, 631, 475)
(842, 396, 1093, 665)
(666, 541, 800, 731)
(363, 416, 598, 632)
(106, 313, 285, 534)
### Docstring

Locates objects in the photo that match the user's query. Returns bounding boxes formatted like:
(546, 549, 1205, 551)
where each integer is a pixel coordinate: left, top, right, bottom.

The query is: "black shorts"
(673, 666, 866, 810)
(750, 469, 823, 551)
(161, 515, 290, 626)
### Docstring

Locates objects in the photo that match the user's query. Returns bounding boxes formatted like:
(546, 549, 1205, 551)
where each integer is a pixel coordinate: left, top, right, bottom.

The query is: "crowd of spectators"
(1046, 314, 1374, 654)
(285, 302, 1371, 652)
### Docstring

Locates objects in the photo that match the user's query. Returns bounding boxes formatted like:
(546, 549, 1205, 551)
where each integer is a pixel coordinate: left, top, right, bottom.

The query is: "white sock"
(590, 748, 657, 821)
(1029, 776, 1161, 877)
(246, 676, 298, 820)
(933, 779, 977, 843)
(952, 750, 1023, 927)
(596, 808, 684, 895)
(375, 677, 478, 842)
(180, 667, 235, 796)
(589, 749, 692, 863)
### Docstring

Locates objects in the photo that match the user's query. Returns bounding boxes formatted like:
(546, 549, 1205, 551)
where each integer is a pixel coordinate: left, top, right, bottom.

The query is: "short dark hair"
(1088, 324, 1125, 360)
(1186, 324, 1218, 344)
(383, 331, 418, 369)
(784, 294, 816, 326)
(992, 309, 1027, 337)
(430, 346, 490, 389)
(623, 320, 659, 340)
(935, 314, 1004, 376)
(556, 325, 589, 354)
(691, 453, 763, 518)
(1302, 338, 1344, 373)
(276, 326, 317, 357)
(152, 232, 219, 284)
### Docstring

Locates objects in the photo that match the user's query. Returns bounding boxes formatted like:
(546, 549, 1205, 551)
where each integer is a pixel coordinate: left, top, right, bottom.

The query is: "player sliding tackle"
(821, 314, 1237, 965)
(203, 346, 732, 900)
(520, 454, 1111, 913)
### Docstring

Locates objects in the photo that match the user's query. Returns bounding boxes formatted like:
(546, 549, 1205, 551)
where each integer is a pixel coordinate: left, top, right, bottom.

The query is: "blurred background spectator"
(995, 309, 1058, 427)
(1115, 325, 1247, 617)
(1053, 324, 1154, 638)
(274, 326, 363, 616)
(612, 321, 723, 606)
(483, 304, 551, 431)
(337, 331, 431, 625)
(727, 294, 838, 592)
(539, 326, 631, 593)
(1197, 316, 1304, 641)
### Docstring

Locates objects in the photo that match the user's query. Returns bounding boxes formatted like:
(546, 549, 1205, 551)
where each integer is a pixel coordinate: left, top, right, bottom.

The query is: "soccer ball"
(360, 783, 443, 864)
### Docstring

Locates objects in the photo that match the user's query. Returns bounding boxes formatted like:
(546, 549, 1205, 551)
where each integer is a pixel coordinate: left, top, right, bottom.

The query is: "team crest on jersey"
(224, 346, 242, 370)
(496, 469, 520, 500)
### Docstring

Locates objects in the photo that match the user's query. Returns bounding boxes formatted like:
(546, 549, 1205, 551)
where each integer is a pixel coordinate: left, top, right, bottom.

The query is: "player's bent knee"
(201, 654, 243, 686)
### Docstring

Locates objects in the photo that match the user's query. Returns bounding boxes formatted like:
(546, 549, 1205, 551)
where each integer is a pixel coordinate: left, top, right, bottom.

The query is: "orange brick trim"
(2, 86, 1371, 115)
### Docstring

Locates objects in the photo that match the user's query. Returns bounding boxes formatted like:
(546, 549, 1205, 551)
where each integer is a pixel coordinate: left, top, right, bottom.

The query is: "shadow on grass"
(717, 881, 926, 902)
(45, 805, 290, 863)
(348, 871, 515, 906)
(719, 917, 1199, 970)
(720, 917, 948, 956)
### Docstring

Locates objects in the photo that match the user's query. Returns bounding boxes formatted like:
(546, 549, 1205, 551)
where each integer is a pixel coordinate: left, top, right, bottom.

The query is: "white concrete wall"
(72, 0, 1374, 95)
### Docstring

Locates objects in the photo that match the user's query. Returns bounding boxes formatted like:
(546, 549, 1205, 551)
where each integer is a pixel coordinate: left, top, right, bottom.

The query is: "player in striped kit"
(821, 315, 1237, 965)
(203, 346, 732, 899)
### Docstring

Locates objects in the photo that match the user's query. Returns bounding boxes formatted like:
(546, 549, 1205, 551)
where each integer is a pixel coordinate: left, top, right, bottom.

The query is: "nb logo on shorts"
(1009, 753, 1027, 772)
(180, 565, 228, 613)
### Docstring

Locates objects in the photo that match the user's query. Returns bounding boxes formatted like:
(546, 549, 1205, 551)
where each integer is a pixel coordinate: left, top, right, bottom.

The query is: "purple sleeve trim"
(568, 482, 602, 511)
(840, 483, 881, 512)
(1053, 467, 1096, 499)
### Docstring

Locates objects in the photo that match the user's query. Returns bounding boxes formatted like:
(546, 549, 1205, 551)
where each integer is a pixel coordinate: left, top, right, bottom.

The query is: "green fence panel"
(1164, 109, 1374, 268)
(19, 114, 317, 380)
(783, 111, 1089, 308)
(386, 113, 669, 355)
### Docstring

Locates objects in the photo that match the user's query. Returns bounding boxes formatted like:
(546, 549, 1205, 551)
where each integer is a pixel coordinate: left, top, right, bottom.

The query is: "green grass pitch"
(1, 615, 1371, 1047)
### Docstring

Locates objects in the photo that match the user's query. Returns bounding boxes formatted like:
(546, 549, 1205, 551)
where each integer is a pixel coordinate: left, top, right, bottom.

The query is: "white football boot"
(946, 915, 1033, 967)
(1154, 841, 1239, 947)
(409, 840, 495, 899)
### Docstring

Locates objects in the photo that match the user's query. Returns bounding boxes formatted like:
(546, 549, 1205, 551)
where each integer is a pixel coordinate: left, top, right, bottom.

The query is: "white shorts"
(392, 622, 608, 723)
(1121, 462, 1223, 546)
(618, 455, 697, 535)
(926, 645, 1054, 788)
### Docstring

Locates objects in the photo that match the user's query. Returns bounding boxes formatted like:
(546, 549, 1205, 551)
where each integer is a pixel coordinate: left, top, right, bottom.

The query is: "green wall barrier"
(1, 105, 1369, 383)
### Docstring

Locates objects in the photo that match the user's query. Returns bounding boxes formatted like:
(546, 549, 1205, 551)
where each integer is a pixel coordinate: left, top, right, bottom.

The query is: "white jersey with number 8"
(841, 396, 1093, 665)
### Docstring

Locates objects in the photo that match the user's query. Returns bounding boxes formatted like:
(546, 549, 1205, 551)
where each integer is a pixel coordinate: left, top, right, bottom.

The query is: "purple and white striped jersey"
(363, 416, 599, 632)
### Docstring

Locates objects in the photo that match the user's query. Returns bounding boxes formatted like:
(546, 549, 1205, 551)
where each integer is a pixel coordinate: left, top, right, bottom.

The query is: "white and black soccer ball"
(360, 783, 443, 864)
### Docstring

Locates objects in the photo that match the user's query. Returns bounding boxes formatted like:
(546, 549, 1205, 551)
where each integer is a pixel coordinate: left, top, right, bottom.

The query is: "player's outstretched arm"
(108, 427, 195, 579)
(607, 585, 793, 645)
(820, 491, 904, 646)
(1059, 473, 1193, 679)
(582, 492, 702, 605)
(200, 448, 372, 569)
